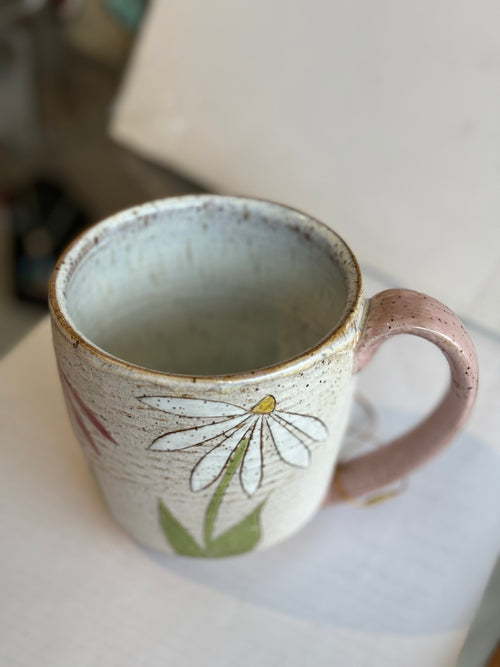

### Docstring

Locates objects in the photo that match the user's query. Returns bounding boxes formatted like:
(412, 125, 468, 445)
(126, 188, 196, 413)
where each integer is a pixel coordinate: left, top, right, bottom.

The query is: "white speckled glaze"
(49, 195, 478, 557)
(49, 196, 364, 556)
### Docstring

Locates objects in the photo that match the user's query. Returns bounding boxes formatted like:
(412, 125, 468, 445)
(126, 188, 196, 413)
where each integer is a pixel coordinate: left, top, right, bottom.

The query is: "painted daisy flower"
(140, 395, 328, 496)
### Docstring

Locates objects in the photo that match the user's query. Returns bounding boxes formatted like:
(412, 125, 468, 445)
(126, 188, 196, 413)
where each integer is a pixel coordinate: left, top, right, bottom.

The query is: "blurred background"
(1, 0, 499, 355)
(0, 0, 198, 355)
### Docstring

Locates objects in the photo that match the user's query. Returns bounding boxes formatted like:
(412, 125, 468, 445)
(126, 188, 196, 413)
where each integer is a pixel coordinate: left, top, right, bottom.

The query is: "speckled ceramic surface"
(49, 196, 478, 557)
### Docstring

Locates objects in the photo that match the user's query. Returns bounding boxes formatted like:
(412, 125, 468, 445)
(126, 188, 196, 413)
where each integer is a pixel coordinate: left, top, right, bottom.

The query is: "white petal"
(140, 396, 247, 417)
(191, 417, 258, 491)
(149, 414, 250, 451)
(240, 417, 263, 496)
(266, 416, 310, 467)
(274, 410, 328, 441)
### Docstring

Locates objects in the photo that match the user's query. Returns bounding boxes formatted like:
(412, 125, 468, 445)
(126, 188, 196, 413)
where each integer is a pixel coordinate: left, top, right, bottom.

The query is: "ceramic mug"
(49, 196, 478, 558)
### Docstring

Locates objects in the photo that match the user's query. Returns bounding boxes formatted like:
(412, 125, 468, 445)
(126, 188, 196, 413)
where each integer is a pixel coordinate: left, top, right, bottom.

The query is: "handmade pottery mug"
(49, 196, 478, 557)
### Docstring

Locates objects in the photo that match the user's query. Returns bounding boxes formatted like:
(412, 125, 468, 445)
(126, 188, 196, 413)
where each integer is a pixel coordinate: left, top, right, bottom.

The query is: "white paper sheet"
(111, 0, 500, 335)
(1, 273, 499, 666)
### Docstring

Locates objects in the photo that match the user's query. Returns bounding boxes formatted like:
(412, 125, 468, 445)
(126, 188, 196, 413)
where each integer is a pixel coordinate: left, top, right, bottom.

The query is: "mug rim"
(49, 195, 364, 383)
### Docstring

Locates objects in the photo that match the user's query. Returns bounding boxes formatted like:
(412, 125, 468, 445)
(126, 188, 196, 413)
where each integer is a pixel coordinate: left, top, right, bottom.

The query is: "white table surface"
(1, 275, 499, 667)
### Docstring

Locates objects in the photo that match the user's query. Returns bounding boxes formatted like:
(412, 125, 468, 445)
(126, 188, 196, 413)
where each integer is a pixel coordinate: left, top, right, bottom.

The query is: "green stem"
(204, 437, 249, 549)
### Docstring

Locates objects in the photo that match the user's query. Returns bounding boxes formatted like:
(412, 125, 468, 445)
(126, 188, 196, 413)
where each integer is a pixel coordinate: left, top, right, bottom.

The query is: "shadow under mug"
(49, 196, 478, 557)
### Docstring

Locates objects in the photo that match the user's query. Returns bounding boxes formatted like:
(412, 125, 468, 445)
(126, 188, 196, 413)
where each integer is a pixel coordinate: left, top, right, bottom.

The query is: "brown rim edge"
(48, 195, 365, 384)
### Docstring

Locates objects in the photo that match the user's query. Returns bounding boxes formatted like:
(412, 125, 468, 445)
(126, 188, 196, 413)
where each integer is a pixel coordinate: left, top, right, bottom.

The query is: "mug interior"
(54, 197, 360, 376)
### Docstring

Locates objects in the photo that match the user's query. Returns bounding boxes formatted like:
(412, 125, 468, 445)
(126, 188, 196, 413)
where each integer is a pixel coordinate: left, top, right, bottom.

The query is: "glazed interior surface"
(61, 198, 357, 375)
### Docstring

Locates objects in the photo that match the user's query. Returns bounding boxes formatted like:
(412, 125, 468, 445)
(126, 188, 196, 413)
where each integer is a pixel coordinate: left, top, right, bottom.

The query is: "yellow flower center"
(251, 395, 276, 414)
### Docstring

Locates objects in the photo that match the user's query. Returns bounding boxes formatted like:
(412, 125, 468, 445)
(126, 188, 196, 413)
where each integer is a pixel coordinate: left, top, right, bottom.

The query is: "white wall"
(112, 0, 500, 334)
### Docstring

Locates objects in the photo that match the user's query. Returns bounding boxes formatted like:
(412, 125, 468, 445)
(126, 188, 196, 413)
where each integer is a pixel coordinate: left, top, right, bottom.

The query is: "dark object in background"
(9, 179, 87, 304)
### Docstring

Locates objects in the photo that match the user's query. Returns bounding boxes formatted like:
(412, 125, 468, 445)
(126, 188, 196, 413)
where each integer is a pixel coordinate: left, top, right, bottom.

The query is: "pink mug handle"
(326, 289, 479, 503)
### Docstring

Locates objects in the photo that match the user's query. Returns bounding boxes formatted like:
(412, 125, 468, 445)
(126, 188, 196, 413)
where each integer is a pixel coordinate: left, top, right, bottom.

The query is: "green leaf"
(204, 436, 250, 547)
(159, 500, 206, 557)
(207, 502, 265, 558)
